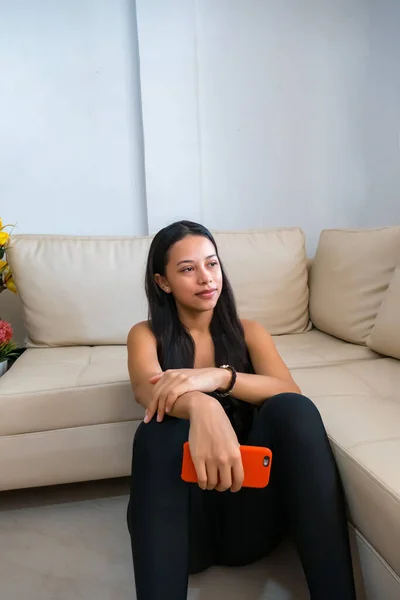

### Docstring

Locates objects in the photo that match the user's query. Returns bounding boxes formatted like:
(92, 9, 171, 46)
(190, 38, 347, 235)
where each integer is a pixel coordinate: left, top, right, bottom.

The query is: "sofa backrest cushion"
(8, 235, 152, 347)
(214, 230, 309, 335)
(8, 228, 309, 347)
(367, 265, 400, 359)
(309, 227, 400, 345)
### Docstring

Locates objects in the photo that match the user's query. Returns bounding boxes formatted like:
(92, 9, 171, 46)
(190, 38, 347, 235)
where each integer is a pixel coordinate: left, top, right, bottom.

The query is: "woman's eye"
(209, 261, 219, 267)
(182, 267, 194, 273)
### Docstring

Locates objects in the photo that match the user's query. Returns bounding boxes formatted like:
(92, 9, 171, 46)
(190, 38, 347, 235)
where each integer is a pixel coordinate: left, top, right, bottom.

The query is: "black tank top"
(158, 331, 256, 443)
(210, 349, 256, 444)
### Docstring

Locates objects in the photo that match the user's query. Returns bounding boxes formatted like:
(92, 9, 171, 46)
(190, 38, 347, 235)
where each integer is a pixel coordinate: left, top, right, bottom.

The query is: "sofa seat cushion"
(0, 331, 381, 437)
(293, 359, 400, 576)
(0, 347, 144, 436)
(273, 329, 380, 369)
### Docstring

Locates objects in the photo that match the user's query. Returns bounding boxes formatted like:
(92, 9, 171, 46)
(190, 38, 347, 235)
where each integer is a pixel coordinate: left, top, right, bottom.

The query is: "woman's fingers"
(164, 391, 180, 415)
(143, 400, 158, 423)
(165, 382, 189, 414)
(148, 372, 163, 384)
(193, 459, 207, 490)
(230, 455, 245, 493)
(158, 390, 179, 421)
(205, 462, 219, 491)
(215, 462, 232, 492)
(157, 380, 190, 421)
(156, 392, 168, 422)
(144, 379, 167, 423)
(147, 372, 193, 423)
(153, 378, 172, 421)
(157, 384, 181, 421)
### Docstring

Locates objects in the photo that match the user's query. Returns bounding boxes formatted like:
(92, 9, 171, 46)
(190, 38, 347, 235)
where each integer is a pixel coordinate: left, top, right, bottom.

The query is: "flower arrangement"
(0, 217, 17, 294)
(0, 217, 18, 370)
(0, 319, 19, 363)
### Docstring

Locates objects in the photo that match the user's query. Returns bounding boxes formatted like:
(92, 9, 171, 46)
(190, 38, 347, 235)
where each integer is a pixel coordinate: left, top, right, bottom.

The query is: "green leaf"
(0, 341, 19, 361)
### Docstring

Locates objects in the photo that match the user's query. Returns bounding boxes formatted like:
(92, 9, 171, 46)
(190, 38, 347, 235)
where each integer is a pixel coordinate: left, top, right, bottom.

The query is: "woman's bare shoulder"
(241, 318, 270, 337)
(127, 320, 155, 345)
(129, 320, 151, 333)
(127, 321, 161, 384)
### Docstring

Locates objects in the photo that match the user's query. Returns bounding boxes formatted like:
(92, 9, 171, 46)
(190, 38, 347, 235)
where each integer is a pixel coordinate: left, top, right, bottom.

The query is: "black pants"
(127, 393, 356, 600)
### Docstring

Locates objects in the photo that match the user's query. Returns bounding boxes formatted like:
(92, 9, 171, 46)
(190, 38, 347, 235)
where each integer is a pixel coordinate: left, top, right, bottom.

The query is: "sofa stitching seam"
(75, 350, 91, 387)
(347, 436, 400, 449)
(338, 362, 387, 399)
(0, 380, 131, 396)
(0, 420, 138, 439)
(331, 439, 400, 507)
(352, 525, 400, 582)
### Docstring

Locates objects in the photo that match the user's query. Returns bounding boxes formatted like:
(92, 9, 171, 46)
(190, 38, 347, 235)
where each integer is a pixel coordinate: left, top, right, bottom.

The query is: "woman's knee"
(262, 392, 319, 415)
(128, 418, 191, 533)
(259, 392, 325, 442)
(132, 416, 189, 468)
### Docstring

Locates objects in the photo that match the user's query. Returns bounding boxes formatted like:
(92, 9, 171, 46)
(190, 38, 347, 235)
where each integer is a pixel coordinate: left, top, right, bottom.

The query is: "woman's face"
(156, 235, 223, 312)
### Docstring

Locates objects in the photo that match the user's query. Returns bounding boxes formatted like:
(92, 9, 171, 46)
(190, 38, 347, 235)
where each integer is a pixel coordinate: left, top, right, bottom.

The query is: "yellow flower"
(0, 219, 16, 233)
(3, 268, 17, 293)
(0, 260, 7, 271)
(0, 231, 9, 245)
(5, 275, 17, 294)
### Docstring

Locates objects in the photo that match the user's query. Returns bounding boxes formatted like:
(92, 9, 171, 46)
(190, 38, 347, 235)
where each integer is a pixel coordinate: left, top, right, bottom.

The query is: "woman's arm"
(128, 319, 300, 419)
(145, 320, 300, 413)
(128, 322, 244, 492)
(228, 319, 300, 405)
(127, 322, 212, 421)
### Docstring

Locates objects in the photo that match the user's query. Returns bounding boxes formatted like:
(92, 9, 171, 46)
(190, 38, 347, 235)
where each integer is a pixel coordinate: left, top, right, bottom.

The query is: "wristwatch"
(217, 365, 237, 397)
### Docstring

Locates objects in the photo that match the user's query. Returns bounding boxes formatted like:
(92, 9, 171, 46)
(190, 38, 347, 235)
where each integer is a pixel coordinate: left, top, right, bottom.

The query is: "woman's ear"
(154, 273, 171, 293)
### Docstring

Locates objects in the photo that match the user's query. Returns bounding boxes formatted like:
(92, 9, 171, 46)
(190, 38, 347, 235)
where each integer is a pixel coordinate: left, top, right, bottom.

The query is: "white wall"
(137, 0, 400, 252)
(1, 0, 400, 342)
(361, 0, 400, 224)
(0, 0, 147, 236)
(1, 0, 399, 245)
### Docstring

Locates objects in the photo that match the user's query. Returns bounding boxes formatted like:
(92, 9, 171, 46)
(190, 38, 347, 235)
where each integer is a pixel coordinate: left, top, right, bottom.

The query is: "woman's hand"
(188, 394, 244, 492)
(145, 367, 230, 423)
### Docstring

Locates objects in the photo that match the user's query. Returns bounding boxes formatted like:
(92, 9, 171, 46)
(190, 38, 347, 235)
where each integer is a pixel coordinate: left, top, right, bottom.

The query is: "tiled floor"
(0, 478, 309, 600)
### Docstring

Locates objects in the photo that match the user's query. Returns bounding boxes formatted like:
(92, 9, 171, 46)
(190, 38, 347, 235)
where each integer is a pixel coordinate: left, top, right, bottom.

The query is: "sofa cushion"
(0, 330, 380, 437)
(368, 265, 400, 360)
(0, 347, 143, 436)
(293, 359, 400, 577)
(0, 421, 138, 491)
(7, 235, 152, 347)
(214, 229, 309, 335)
(273, 329, 379, 369)
(7, 229, 309, 347)
(309, 227, 400, 345)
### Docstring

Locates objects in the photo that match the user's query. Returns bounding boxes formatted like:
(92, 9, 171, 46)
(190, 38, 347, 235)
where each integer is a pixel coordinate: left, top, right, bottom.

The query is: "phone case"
(181, 442, 272, 489)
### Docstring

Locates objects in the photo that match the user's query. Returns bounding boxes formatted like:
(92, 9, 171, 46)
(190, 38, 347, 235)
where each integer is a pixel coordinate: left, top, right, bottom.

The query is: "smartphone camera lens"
(263, 456, 270, 467)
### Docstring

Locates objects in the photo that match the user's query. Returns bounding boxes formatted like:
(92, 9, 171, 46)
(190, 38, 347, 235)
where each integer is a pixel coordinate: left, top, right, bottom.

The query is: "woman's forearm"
(169, 390, 216, 419)
(132, 368, 300, 417)
(134, 381, 213, 420)
(231, 372, 301, 405)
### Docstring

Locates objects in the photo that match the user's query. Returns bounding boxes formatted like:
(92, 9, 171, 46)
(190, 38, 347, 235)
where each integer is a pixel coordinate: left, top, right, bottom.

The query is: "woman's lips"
(196, 289, 217, 299)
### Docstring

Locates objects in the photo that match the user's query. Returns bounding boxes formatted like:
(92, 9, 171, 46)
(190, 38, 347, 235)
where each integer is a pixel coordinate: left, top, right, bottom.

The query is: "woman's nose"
(198, 270, 211, 284)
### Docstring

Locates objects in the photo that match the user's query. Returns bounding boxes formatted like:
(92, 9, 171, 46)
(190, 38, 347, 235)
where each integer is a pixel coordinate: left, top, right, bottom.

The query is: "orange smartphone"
(181, 442, 272, 489)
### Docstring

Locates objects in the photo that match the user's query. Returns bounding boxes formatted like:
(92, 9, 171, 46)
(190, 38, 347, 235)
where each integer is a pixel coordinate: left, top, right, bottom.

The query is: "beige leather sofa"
(1, 227, 400, 599)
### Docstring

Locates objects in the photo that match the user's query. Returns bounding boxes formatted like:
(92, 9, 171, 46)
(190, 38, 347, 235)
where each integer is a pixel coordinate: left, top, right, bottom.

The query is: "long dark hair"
(145, 220, 251, 373)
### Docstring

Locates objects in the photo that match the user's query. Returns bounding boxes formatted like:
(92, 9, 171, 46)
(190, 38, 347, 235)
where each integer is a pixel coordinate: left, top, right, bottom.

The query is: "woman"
(126, 220, 356, 600)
